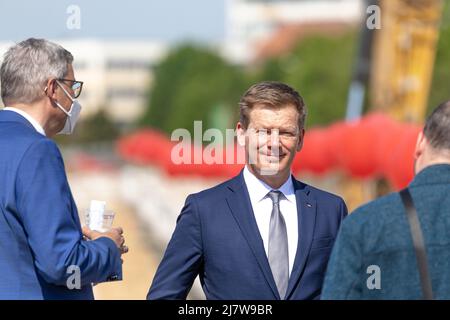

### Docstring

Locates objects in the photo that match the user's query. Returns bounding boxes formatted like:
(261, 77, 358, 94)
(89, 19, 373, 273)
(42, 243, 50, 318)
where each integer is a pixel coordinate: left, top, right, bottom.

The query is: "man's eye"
(281, 132, 295, 138)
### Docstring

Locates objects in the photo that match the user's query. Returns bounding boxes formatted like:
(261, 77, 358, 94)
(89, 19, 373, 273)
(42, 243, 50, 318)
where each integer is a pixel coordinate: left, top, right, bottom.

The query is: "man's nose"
(267, 131, 280, 148)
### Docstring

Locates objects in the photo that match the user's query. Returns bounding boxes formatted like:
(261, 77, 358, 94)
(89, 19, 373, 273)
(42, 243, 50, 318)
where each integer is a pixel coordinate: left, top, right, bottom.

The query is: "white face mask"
(54, 81, 82, 135)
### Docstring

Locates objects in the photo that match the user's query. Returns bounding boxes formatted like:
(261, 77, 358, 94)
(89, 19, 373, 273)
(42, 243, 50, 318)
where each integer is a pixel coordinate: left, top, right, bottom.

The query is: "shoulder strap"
(399, 188, 433, 300)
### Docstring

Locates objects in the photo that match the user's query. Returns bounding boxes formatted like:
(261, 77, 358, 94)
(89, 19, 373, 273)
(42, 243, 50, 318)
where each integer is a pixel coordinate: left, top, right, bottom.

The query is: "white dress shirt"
(243, 166, 298, 276)
(3, 107, 46, 136)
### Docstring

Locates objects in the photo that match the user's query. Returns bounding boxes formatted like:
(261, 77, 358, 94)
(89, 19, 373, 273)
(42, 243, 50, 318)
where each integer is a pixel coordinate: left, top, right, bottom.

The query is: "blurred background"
(0, 0, 449, 299)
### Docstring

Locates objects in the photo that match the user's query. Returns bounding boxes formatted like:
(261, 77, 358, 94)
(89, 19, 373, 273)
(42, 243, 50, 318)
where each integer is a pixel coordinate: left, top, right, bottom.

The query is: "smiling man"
(147, 81, 348, 300)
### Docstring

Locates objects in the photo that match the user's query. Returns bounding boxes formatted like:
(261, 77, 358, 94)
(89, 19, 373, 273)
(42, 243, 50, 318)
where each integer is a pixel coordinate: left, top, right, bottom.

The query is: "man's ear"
(414, 131, 426, 160)
(236, 122, 246, 147)
(296, 128, 305, 152)
(44, 78, 58, 100)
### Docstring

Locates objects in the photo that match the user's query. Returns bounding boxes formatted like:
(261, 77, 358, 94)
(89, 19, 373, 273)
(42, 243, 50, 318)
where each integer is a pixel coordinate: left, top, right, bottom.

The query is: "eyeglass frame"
(56, 78, 83, 99)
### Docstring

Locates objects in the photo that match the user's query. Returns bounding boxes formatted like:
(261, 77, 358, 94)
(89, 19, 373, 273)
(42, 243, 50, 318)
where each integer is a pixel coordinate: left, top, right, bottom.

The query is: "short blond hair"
(239, 81, 307, 130)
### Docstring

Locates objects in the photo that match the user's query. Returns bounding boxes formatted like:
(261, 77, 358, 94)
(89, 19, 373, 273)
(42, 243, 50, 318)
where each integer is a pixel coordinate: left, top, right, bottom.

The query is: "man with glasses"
(0, 38, 127, 299)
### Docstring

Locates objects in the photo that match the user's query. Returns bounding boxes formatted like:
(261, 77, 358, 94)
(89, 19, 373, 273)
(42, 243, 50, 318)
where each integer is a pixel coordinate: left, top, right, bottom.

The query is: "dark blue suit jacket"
(0, 110, 122, 300)
(148, 171, 347, 299)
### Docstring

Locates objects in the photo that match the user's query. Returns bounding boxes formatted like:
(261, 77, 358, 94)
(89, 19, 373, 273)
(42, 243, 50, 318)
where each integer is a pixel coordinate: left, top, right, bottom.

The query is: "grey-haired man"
(0, 38, 127, 299)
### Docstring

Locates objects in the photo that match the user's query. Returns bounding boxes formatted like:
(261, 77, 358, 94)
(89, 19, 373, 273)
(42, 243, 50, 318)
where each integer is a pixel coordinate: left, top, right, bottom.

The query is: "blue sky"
(0, 0, 225, 43)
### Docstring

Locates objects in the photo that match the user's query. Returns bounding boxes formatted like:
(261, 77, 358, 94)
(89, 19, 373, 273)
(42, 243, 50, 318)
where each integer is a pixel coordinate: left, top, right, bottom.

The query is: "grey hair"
(0, 38, 73, 105)
(423, 101, 450, 152)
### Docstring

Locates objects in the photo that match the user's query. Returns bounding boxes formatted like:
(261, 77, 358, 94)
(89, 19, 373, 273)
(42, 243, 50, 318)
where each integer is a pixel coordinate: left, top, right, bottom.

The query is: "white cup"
(84, 209, 115, 232)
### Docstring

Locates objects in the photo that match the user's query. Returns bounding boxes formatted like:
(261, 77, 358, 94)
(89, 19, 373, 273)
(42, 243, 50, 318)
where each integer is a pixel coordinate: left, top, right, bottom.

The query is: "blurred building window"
(73, 61, 88, 70)
(106, 88, 148, 99)
(106, 60, 152, 70)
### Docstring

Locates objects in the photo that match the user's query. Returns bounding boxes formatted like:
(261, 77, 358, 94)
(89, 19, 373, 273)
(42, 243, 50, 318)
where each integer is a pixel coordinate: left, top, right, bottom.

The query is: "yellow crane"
(371, 0, 444, 123)
(343, 0, 444, 211)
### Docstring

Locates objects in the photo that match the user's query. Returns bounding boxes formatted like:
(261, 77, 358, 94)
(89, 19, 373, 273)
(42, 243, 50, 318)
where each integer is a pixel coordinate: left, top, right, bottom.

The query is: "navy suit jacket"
(0, 110, 122, 300)
(148, 171, 347, 299)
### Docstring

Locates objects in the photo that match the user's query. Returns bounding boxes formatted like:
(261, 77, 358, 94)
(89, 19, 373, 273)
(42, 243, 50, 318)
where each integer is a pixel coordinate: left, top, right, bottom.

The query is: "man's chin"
(253, 162, 287, 177)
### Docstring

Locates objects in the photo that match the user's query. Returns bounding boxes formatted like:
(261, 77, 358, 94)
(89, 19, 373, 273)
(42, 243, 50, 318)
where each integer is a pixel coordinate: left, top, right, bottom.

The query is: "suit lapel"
(285, 178, 317, 299)
(225, 171, 280, 299)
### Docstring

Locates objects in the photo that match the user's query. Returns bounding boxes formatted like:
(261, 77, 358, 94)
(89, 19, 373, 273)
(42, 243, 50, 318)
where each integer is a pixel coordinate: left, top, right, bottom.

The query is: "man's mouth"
(260, 153, 287, 161)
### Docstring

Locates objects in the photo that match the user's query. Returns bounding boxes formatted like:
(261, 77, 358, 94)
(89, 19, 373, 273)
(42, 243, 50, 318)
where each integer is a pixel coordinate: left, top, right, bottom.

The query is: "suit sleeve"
(321, 215, 363, 299)
(15, 139, 122, 286)
(147, 194, 203, 300)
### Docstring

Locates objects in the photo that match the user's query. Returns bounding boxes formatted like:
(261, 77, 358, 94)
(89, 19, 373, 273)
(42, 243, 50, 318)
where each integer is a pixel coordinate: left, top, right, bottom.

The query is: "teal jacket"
(322, 164, 450, 299)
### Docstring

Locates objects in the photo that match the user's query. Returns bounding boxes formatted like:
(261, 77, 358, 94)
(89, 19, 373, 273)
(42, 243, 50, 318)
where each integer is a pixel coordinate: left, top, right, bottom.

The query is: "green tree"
(257, 31, 357, 127)
(140, 44, 245, 134)
(56, 109, 119, 145)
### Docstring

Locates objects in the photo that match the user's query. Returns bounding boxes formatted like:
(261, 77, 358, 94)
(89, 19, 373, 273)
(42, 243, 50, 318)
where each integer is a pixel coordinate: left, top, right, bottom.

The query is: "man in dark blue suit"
(0, 38, 128, 299)
(148, 82, 348, 300)
(322, 101, 450, 299)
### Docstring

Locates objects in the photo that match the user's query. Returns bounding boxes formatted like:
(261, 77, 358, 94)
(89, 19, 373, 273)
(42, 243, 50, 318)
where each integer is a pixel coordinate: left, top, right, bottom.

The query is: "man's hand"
(83, 226, 129, 255)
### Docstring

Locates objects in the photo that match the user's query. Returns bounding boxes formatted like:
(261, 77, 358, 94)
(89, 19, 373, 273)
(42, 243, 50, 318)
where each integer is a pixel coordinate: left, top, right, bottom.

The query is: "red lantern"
(361, 113, 403, 176)
(324, 122, 347, 170)
(335, 119, 378, 178)
(383, 125, 420, 190)
(116, 129, 173, 166)
(164, 143, 233, 178)
(294, 128, 334, 175)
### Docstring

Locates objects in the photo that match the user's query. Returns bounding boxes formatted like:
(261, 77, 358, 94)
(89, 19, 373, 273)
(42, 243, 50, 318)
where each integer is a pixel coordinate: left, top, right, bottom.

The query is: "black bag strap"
(399, 188, 433, 300)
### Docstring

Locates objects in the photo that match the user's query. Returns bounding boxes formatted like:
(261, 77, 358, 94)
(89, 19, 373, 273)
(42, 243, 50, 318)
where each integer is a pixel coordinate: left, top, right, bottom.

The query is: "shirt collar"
(3, 107, 46, 136)
(243, 165, 295, 203)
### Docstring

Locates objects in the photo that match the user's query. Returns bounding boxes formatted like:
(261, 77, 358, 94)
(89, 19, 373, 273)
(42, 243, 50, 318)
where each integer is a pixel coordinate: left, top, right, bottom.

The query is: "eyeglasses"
(57, 78, 83, 98)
